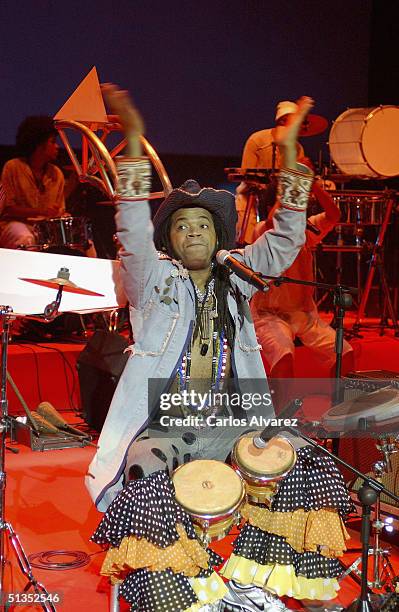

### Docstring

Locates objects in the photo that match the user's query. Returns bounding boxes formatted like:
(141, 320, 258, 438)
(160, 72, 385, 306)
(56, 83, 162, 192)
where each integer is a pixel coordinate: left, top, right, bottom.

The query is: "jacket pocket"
(132, 300, 179, 356)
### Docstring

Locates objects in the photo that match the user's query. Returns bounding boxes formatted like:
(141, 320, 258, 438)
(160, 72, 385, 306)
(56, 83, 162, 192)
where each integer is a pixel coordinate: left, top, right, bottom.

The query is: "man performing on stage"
(86, 85, 352, 612)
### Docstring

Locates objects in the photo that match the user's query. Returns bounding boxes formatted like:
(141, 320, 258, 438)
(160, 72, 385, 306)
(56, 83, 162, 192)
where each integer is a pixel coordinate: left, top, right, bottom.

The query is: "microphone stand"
(277, 424, 399, 611)
(259, 274, 355, 454)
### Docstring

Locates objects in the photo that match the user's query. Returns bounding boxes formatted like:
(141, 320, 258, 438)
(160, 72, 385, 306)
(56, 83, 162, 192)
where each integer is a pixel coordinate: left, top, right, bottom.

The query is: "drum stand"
(0, 306, 56, 612)
(352, 192, 399, 337)
(341, 454, 397, 594)
(314, 224, 362, 317)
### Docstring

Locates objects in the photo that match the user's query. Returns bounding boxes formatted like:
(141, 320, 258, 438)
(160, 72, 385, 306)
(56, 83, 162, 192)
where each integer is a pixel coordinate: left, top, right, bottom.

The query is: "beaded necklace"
(177, 278, 228, 395)
(178, 328, 228, 394)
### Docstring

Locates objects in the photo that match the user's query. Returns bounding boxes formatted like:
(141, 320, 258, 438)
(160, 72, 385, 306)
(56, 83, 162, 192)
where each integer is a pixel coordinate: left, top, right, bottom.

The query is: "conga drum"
(231, 433, 297, 504)
(173, 459, 245, 544)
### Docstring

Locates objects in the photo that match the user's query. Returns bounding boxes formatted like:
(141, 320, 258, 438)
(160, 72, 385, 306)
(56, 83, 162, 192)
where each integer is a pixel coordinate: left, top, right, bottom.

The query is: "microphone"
(253, 398, 303, 448)
(216, 250, 270, 292)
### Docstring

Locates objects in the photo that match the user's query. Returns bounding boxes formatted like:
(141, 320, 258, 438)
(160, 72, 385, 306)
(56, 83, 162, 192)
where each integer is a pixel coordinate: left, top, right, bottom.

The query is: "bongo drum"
(231, 433, 297, 504)
(172, 460, 245, 544)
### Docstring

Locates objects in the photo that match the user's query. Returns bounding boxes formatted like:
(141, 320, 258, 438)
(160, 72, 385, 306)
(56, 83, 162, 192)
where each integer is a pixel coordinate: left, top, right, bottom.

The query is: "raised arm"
(231, 97, 315, 297)
(102, 84, 159, 309)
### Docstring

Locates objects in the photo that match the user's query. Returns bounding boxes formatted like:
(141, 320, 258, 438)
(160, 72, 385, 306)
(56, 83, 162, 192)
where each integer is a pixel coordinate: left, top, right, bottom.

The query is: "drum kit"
(33, 216, 93, 255)
(227, 105, 399, 334)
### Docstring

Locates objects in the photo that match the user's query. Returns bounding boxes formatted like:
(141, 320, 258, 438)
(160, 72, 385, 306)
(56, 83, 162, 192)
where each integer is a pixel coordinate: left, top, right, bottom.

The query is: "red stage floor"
(3, 318, 399, 611)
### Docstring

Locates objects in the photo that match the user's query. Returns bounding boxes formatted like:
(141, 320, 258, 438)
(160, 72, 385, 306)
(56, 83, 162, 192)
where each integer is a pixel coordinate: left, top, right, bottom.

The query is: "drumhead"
(329, 106, 399, 178)
(362, 106, 399, 177)
(235, 434, 296, 478)
(324, 387, 399, 431)
(173, 460, 244, 516)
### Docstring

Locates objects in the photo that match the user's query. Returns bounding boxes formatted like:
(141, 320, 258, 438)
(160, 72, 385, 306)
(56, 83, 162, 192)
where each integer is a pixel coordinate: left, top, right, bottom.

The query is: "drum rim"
(323, 388, 399, 430)
(231, 432, 297, 484)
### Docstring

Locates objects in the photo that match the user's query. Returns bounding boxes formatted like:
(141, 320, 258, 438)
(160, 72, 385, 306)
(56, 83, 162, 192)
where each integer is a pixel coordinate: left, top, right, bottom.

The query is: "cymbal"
(19, 277, 104, 297)
(299, 114, 328, 137)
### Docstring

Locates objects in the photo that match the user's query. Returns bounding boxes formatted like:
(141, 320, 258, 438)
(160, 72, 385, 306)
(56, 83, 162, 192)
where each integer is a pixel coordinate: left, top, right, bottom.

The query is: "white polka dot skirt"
(231, 446, 355, 580)
(92, 470, 196, 548)
(92, 470, 223, 611)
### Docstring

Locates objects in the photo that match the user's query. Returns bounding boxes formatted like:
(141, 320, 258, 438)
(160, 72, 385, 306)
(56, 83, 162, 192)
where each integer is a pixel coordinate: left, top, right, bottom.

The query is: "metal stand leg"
(340, 454, 399, 599)
(353, 193, 396, 334)
(110, 584, 119, 612)
(0, 307, 55, 612)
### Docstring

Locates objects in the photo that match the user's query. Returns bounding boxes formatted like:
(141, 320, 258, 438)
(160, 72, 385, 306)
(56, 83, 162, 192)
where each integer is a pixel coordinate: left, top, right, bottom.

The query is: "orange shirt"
(251, 213, 335, 314)
(1, 158, 65, 219)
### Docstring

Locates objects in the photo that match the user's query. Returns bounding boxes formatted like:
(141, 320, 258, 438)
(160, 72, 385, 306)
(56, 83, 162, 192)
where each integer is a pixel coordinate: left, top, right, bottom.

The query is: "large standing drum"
(35, 216, 92, 251)
(172, 459, 245, 544)
(232, 433, 297, 504)
(329, 106, 399, 178)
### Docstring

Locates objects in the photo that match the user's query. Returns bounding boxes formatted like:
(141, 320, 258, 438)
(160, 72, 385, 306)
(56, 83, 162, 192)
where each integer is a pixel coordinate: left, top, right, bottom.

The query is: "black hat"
(153, 180, 237, 250)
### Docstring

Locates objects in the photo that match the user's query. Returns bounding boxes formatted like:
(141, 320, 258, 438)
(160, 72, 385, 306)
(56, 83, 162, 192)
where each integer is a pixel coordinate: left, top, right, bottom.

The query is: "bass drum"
(329, 106, 399, 178)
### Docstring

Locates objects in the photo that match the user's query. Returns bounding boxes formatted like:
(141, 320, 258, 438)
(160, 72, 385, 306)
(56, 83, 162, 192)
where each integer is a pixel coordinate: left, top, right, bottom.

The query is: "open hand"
(101, 83, 145, 137)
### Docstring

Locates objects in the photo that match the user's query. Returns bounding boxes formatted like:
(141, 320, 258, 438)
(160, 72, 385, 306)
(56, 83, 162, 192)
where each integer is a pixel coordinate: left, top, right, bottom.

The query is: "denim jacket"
(86, 159, 313, 511)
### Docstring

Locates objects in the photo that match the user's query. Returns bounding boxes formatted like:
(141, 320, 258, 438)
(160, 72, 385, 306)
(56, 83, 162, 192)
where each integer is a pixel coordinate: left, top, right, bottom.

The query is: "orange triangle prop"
(54, 67, 107, 124)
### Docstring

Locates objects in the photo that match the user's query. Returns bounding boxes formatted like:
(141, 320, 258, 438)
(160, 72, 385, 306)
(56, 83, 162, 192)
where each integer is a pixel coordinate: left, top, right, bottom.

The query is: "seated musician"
(236, 100, 305, 245)
(251, 168, 355, 408)
(86, 85, 353, 612)
(0, 116, 65, 249)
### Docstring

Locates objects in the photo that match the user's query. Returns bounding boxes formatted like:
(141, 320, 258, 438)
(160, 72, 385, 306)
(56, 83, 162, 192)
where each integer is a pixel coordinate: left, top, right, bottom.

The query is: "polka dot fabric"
(229, 525, 343, 579)
(119, 568, 198, 611)
(92, 470, 196, 548)
(270, 446, 354, 516)
(92, 470, 224, 611)
(222, 445, 354, 595)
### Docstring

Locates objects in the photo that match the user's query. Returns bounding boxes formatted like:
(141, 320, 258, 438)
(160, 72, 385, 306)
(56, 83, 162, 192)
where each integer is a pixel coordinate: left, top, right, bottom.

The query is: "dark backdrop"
(1, 0, 373, 162)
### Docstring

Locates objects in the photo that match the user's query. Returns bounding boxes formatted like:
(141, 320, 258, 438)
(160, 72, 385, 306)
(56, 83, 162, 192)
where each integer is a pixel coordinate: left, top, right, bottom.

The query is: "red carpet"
(4, 320, 399, 610)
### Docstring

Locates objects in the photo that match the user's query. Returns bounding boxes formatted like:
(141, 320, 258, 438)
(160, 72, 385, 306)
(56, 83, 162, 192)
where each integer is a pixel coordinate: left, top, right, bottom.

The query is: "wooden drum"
(173, 459, 245, 544)
(232, 433, 297, 504)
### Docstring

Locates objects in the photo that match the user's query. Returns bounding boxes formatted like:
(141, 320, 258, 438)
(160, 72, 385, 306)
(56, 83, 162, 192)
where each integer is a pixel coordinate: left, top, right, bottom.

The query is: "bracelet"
(116, 157, 152, 199)
(278, 167, 313, 212)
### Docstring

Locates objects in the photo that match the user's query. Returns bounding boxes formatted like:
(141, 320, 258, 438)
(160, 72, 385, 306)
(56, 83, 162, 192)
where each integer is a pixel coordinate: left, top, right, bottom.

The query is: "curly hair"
(16, 116, 57, 158)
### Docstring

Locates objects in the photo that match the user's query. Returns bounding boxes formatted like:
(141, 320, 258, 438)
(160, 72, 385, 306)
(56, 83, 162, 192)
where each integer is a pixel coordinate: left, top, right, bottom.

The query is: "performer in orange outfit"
(250, 172, 354, 389)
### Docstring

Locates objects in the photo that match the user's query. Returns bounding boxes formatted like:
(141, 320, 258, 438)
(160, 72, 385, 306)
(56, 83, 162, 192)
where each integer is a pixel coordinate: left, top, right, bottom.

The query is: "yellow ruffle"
(101, 523, 210, 583)
(241, 503, 349, 557)
(221, 554, 340, 600)
(184, 572, 228, 611)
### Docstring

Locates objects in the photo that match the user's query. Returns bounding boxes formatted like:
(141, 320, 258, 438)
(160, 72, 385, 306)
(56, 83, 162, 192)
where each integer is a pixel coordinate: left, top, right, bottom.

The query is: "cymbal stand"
(0, 306, 56, 612)
(369, 457, 397, 590)
(353, 192, 399, 337)
(341, 458, 397, 593)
